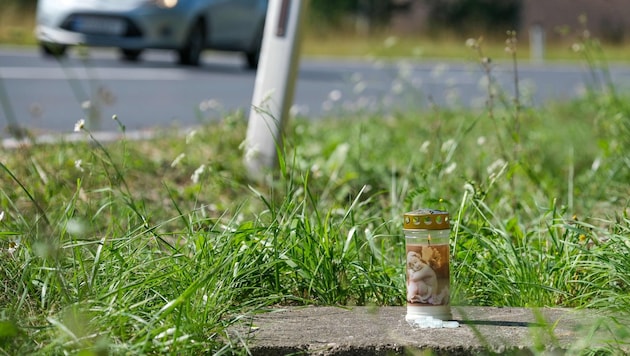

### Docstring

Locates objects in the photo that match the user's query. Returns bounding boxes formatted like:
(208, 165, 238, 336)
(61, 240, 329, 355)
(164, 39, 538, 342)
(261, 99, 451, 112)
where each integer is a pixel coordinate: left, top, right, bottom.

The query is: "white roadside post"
(244, 0, 308, 180)
(530, 23, 545, 64)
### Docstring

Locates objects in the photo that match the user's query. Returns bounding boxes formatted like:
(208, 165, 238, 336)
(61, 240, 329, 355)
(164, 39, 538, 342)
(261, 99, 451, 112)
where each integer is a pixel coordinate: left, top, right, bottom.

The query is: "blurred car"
(35, 0, 268, 68)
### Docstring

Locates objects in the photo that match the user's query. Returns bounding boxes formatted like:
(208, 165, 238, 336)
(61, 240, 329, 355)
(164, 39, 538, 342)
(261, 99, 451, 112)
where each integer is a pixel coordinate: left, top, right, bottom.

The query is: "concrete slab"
(239, 306, 618, 355)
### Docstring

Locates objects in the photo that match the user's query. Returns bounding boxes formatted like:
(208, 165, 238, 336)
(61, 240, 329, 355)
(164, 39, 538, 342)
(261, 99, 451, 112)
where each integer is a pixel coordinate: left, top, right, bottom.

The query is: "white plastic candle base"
(406, 305, 452, 321)
(406, 314, 460, 329)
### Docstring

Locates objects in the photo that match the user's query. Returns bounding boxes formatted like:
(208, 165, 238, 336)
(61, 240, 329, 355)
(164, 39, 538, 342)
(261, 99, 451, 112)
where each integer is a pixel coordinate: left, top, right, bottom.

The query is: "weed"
(0, 23, 629, 355)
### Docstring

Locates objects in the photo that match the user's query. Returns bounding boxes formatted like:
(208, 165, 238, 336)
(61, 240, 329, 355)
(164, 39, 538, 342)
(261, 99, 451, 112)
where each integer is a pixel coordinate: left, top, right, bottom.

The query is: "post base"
(406, 305, 453, 321)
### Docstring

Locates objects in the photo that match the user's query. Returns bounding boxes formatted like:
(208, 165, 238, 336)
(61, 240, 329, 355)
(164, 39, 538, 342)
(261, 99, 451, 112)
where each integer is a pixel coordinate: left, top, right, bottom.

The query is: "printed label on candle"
(406, 244, 450, 306)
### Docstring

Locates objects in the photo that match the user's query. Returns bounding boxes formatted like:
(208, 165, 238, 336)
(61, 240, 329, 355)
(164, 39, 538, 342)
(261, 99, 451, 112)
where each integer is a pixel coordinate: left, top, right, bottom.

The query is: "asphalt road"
(1, 46, 630, 138)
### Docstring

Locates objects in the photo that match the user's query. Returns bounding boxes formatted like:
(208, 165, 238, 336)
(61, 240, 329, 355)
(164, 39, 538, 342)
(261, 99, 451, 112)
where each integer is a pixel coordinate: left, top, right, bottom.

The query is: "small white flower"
(441, 139, 456, 153)
(591, 157, 601, 171)
(81, 100, 91, 109)
(206, 99, 222, 110)
(328, 89, 342, 102)
(353, 81, 367, 94)
(155, 327, 177, 340)
(74, 119, 85, 132)
(443, 162, 457, 175)
(260, 89, 275, 106)
(419, 141, 430, 153)
(191, 164, 206, 184)
(199, 99, 222, 112)
(465, 38, 477, 48)
(66, 218, 87, 236)
(7, 238, 20, 256)
(487, 158, 507, 176)
(463, 183, 475, 194)
(241, 139, 260, 162)
(310, 163, 322, 178)
(0, 210, 4, 222)
(477, 136, 486, 146)
(185, 130, 197, 144)
(290, 104, 309, 117)
(74, 159, 84, 172)
(384, 36, 398, 48)
(171, 153, 185, 168)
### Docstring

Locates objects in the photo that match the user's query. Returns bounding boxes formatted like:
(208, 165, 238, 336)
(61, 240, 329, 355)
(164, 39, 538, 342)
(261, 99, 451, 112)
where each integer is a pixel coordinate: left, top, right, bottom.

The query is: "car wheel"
(121, 49, 142, 62)
(40, 42, 67, 58)
(245, 23, 264, 70)
(178, 21, 205, 66)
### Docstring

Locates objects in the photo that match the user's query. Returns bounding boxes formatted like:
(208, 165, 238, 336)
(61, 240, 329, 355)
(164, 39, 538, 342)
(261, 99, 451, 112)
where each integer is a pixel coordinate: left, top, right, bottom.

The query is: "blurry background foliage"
(308, 0, 520, 35)
(3, 0, 520, 36)
(422, 0, 520, 35)
(1, 0, 36, 9)
(308, 0, 394, 29)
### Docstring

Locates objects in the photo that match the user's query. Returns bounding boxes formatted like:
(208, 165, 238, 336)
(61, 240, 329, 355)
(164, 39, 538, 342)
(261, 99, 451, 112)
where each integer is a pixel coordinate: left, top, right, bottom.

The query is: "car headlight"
(154, 0, 178, 8)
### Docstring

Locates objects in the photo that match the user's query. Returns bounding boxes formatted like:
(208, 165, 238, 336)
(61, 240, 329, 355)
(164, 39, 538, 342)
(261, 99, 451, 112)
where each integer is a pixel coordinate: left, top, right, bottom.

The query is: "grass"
(0, 5, 36, 46)
(1, 12, 630, 356)
(302, 29, 630, 63)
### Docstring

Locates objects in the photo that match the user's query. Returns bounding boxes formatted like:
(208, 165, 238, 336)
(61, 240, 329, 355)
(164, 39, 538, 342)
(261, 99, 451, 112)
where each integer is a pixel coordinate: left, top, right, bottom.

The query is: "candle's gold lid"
(403, 209, 450, 230)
